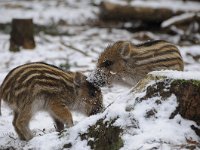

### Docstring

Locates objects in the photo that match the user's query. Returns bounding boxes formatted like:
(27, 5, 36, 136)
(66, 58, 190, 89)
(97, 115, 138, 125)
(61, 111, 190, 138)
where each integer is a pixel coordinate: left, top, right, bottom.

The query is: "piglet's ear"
(74, 72, 86, 86)
(117, 41, 132, 59)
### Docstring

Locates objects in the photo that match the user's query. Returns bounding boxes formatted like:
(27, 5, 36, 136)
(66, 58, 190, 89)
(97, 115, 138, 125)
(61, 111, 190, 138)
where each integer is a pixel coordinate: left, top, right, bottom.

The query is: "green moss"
(138, 79, 172, 102)
(172, 79, 200, 87)
(80, 118, 123, 150)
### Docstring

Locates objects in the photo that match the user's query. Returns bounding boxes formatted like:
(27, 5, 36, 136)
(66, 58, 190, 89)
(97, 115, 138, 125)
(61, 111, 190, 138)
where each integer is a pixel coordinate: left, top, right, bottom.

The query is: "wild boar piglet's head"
(74, 72, 103, 116)
(88, 41, 132, 87)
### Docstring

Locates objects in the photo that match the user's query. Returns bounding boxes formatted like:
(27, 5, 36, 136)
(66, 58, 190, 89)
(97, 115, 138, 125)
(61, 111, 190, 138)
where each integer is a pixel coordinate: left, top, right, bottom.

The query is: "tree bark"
(171, 80, 200, 126)
(9, 18, 35, 52)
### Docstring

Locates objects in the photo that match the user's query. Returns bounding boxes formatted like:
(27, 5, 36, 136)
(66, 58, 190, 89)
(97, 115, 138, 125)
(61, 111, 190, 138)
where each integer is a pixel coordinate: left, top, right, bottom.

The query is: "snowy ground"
(0, 0, 200, 149)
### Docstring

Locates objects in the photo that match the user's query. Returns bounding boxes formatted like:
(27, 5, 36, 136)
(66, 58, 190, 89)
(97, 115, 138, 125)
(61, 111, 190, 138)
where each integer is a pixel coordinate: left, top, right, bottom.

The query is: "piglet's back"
(0, 62, 75, 107)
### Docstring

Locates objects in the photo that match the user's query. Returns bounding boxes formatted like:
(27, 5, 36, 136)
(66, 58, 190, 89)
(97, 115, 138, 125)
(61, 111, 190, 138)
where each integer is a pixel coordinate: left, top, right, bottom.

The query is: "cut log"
(9, 18, 35, 52)
(99, 1, 184, 23)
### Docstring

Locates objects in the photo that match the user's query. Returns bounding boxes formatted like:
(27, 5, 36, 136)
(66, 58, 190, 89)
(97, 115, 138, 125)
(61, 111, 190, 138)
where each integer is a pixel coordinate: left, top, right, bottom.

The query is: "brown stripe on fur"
(135, 52, 182, 66)
(135, 57, 183, 70)
(134, 41, 173, 53)
(15, 75, 73, 93)
(1, 63, 73, 94)
(1, 63, 50, 92)
(16, 64, 72, 82)
(132, 45, 182, 61)
(16, 69, 73, 87)
(2, 64, 76, 108)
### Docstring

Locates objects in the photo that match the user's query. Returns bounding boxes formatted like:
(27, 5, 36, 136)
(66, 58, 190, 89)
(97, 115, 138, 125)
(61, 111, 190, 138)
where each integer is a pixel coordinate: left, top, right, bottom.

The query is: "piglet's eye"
(102, 60, 113, 68)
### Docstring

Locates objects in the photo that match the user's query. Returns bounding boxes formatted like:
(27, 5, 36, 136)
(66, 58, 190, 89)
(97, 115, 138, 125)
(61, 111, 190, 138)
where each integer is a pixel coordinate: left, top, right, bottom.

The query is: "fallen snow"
(161, 13, 198, 28)
(122, 94, 198, 149)
(0, 28, 200, 150)
(0, 0, 200, 149)
(0, 0, 98, 25)
(108, 0, 200, 12)
(58, 78, 199, 149)
(150, 70, 200, 81)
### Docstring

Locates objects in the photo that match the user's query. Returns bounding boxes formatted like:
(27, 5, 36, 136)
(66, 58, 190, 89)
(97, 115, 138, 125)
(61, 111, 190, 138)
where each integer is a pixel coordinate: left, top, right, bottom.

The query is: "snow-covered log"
(60, 70, 200, 150)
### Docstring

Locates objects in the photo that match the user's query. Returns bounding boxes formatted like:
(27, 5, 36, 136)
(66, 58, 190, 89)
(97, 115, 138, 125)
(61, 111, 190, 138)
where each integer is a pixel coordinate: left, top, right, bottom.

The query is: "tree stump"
(9, 18, 35, 52)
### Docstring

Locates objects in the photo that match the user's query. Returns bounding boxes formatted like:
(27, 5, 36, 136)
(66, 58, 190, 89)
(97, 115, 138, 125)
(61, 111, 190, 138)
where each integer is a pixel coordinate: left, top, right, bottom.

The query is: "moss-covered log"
(61, 72, 200, 150)
(135, 74, 200, 137)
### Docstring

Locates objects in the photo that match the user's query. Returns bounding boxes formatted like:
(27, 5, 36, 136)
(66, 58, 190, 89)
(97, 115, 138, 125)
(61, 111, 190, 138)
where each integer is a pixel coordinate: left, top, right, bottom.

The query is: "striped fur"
(89, 40, 184, 87)
(0, 62, 103, 141)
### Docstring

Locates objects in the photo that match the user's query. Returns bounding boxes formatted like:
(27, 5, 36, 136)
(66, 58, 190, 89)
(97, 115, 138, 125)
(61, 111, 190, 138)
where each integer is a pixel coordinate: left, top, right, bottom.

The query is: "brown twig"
(60, 41, 90, 57)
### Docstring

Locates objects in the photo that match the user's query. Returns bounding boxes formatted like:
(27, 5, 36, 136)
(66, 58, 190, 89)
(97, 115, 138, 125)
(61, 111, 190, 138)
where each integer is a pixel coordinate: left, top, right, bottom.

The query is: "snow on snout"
(87, 69, 107, 87)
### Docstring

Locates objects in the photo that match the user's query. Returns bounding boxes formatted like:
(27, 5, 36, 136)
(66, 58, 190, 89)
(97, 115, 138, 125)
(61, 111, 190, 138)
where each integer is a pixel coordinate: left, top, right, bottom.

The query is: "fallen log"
(99, 1, 185, 23)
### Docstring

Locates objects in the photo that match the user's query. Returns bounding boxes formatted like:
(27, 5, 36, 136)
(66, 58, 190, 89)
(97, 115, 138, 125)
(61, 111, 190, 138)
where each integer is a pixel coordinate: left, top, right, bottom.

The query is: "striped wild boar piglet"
(0, 62, 103, 141)
(88, 40, 184, 87)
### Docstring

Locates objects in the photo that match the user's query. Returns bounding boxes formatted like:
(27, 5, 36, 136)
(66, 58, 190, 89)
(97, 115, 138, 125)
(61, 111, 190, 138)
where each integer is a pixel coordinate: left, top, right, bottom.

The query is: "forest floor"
(0, 0, 200, 149)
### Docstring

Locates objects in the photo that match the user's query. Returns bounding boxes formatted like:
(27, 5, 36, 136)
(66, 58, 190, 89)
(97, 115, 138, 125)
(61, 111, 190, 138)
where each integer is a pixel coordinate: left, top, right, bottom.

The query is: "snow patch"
(150, 70, 200, 80)
(161, 13, 198, 28)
